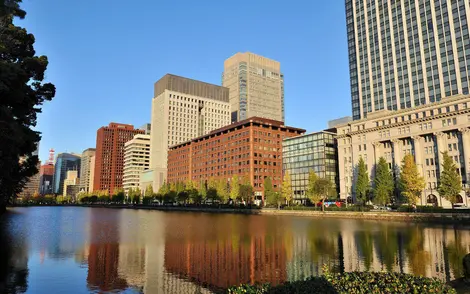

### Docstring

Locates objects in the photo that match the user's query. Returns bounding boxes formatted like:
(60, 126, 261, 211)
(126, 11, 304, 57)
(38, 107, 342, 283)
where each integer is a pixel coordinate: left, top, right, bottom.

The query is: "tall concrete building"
(94, 123, 144, 194)
(79, 148, 96, 193)
(346, 0, 470, 120)
(63, 170, 80, 198)
(53, 153, 81, 195)
(123, 134, 151, 193)
(222, 52, 284, 123)
(149, 74, 230, 190)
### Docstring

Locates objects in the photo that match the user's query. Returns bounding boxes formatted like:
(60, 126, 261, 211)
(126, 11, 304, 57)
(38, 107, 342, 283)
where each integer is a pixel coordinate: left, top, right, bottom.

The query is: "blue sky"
(18, 0, 352, 162)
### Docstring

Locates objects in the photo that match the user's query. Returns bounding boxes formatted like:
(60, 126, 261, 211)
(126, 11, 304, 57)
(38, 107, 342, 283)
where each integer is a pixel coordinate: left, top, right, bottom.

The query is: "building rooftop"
(169, 117, 306, 150)
(153, 74, 229, 102)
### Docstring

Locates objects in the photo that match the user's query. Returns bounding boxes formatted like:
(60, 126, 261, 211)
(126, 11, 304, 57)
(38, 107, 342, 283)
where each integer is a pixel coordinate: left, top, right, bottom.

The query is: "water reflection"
(0, 207, 469, 293)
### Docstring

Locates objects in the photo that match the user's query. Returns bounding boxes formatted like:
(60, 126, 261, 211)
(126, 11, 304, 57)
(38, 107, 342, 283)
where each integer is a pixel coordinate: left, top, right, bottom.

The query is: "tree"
(144, 185, 154, 198)
(314, 177, 334, 211)
(355, 157, 370, 205)
(306, 170, 320, 207)
(230, 175, 240, 200)
(158, 182, 169, 195)
(216, 179, 229, 203)
(438, 151, 462, 208)
(198, 180, 207, 200)
(188, 189, 201, 204)
(373, 157, 394, 205)
(113, 188, 125, 203)
(399, 154, 425, 205)
(206, 188, 218, 202)
(0, 1, 56, 212)
(264, 177, 279, 208)
(177, 191, 189, 204)
(239, 184, 253, 203)
(281, 171, 293, 206)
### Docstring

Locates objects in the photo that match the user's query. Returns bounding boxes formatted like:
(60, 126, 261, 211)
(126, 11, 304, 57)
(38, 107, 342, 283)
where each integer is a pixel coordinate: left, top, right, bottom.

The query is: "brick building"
(167, 117, 305, 200)
(93, 123, 144, 194)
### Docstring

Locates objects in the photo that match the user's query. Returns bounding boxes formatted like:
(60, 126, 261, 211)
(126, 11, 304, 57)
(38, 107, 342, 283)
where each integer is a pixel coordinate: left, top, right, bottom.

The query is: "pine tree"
(306, 170, 320, 207)
(399, 154, 425, 205)
(0, 1, 56, 212)
(355, 157, 370, 205)
(438, 151, 462, 208)
(281, 171, 293, 206)
(144, 185, 154, 198)
(373, 157, 394, 205)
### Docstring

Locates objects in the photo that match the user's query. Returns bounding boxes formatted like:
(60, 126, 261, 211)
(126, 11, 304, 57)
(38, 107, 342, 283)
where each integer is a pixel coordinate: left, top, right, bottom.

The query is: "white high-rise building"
(149, 74, 230, 191)
(123, 134, 151, 193)
(346, 0, 470, 120)
(79, 148, 95, 193)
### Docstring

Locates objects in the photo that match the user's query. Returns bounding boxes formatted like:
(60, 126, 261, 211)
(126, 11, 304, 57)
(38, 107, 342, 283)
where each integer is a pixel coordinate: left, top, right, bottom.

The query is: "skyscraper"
(346, 0, 470, 120)
(79, 148, 96, 193)
(149, 74, 230, 190)
(94, 123, 144, 194)
(39, 163, 54, 195)
(222, 52, 284, 123)
(52, 153, 81, 195)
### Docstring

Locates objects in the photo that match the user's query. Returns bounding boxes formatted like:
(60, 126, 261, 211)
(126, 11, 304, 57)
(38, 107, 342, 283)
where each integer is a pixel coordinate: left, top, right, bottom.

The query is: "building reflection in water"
(86, 208, 127, 292)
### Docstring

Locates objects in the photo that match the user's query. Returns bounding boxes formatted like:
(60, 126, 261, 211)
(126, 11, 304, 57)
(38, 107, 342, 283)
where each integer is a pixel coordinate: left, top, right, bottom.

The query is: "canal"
(0, 207, 468, 293)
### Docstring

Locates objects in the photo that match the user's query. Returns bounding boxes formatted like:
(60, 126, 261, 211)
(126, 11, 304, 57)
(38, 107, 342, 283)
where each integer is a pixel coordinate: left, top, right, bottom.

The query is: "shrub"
(227, 269, 456, 294)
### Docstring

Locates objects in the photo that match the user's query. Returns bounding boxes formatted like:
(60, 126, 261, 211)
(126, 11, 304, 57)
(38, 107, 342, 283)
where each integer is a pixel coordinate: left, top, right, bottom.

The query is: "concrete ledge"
(260, 209, 470, 223)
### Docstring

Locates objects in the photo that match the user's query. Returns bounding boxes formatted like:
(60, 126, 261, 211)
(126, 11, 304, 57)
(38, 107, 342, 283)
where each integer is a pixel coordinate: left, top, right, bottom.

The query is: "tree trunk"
(322, 196, 325, 212)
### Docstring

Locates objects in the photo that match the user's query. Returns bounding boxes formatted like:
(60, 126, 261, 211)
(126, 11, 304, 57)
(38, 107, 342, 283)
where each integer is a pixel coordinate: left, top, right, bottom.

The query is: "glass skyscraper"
(282, 132, 338, 204)
(52, 153, 81, 195)
(346, 0, 470, 120)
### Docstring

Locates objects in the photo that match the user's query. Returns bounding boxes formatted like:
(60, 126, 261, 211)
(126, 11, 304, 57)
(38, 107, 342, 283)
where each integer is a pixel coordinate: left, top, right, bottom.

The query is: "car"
(373, 205, 392, 211)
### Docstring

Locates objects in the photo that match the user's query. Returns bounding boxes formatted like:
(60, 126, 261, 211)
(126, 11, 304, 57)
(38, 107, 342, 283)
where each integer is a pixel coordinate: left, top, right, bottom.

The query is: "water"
(0, 207, 469, 293)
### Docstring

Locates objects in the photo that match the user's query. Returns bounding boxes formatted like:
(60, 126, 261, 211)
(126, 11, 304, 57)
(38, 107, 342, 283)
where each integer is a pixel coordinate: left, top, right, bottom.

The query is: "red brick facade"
(93, 123, 144, 194)
(167, 117, 305, 199)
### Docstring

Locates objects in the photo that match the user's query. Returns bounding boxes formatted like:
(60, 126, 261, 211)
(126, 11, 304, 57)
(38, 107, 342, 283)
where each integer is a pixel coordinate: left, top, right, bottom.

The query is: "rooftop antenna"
(48, 148, 55, 165)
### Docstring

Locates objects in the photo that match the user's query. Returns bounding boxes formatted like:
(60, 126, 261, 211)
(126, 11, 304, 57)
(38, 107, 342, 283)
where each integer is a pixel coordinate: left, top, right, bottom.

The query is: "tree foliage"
(399, 154, 425, 205)
(144, 185, 154, 198)
(239, 184, 253, 202)
(438, 151, 462, 207)
(306, 170, 320, 206)
(355, 157, 370, 205)
(230, 175, 240, 200)
(373, 157, 394, 205)
(264, 177, 279, 208)
(0, 0, 56, 212)
(314, 177, 334, 211)
(216, 179, 229, 203)
(281, 171, 293, 206)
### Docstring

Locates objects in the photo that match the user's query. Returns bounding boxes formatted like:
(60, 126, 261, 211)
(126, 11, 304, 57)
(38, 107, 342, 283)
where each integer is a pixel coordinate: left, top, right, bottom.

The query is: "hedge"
(227, 269, 456, 294)
(397, 205, 470, 213)
(282, 205, 373, 212)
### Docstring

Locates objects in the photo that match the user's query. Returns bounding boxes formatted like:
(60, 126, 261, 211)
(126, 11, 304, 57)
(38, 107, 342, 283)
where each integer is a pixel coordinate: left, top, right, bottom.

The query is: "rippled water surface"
(0, 207, 469, 293)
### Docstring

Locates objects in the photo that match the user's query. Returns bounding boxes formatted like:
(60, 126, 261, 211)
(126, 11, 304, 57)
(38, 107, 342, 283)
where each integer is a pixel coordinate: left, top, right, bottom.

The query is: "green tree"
(188, 189, 201, 204)
(206, 188, 218, 202)
(175, 181, 185, 193)
(158, 182, 169, 195)
(230, 175, 240, 200)
(198, 180, 207, 200)
(170, 182, 176, 192)
(216, 179, 229, 203)
(314, 177, 334, 211)
(0, 1, 56, 212)
(306, 170, 320, 207)
(399, 154, 425, 205)
(113, 188, 125, 203)
(144, 185, 154, 198)
(239, 184, 253, 203)
(355, 157, 370, 205)
(133, 187, 141, 204)
(281, 171, 293, 206)
(177, 191, 189, 204)
(438, 151, 462, 208)
(264, 177, 279, 208)
(373, 157, 394, 205)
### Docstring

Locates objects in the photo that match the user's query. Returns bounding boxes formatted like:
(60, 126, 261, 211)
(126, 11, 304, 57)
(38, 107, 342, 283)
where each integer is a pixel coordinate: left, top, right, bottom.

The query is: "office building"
(17, 143, 41, 198)
(139, 123, 151, 135)
(282, 131, 338, 204)
(123, 134, 151, 193)
(94, 123, 144, 194)
(39, 163, 54, 195)
(167, 117, 305, 201)
(79, 148, 96, 193)
(63, 170, 80, 198)
(346, 0, 470, 120)
(89, 155, 95, 193)
(337, 94, 470, 208)
(52, 153, 81, 195)
(223, 52, 284, 122)
(149, 74, 231, 190)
